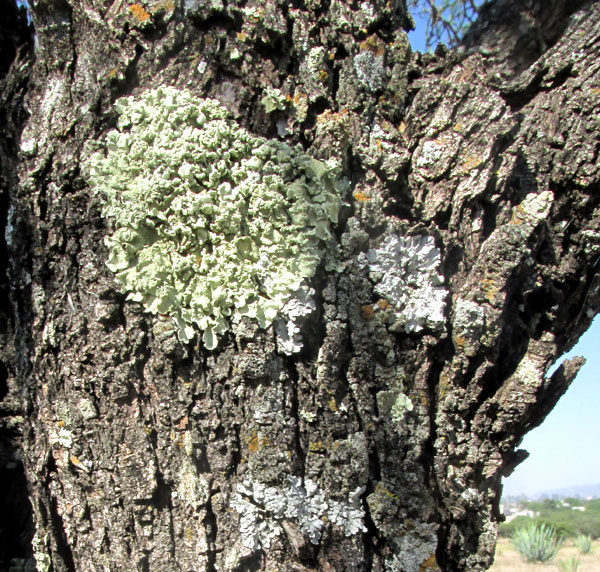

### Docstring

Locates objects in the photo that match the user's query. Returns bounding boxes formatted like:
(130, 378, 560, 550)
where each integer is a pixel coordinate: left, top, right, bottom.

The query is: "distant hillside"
(533, 483, 600, 499)
(503, 483, 600, 502)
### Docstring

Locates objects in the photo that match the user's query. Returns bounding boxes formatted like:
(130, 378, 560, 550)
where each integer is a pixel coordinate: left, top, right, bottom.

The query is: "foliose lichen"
(261, 86, 287, 113)
(390, 392, 414, 425)
(354, 50, 385, 92)
(231, 475, 366, 551)
(274, 284, 316, 355)
(85, 87, 347, 349)
(367, 235, 447, 333)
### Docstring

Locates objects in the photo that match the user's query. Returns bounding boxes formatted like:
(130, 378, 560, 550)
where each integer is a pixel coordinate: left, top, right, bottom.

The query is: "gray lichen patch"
(230, 475, 367, 552)
(354, 50, 385, 92)
(367, 235, 447, 333)
(84, 87, 347, 349)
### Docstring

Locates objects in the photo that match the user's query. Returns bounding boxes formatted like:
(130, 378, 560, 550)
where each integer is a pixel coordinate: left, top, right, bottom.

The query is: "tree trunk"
(1, 0, 599, 570)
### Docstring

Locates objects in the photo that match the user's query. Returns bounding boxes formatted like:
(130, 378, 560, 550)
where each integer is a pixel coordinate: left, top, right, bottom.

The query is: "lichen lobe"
(85, 87, 347, 349)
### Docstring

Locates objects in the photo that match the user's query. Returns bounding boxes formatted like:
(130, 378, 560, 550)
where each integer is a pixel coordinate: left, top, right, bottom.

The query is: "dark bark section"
(0, 2, 34, 571)
(0, 0, 599, 571)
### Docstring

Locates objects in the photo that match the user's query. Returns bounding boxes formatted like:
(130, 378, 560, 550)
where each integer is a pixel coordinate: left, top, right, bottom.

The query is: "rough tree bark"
(0, 0, 599, 570)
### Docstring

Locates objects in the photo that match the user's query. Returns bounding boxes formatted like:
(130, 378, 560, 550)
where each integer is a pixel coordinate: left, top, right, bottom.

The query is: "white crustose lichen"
(231, 475, 367, 552)
(367, 235, 447, 333)
(85, 87, 347, 349)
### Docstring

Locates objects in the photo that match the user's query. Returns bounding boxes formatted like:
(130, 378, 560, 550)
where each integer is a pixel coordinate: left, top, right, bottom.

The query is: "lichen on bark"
(0, 0, 599, 571)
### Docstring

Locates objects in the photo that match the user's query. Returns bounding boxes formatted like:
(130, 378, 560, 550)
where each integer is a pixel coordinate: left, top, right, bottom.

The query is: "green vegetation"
(556, 556, 581, 572)
(500, 498, 600, 539)
(511, 523, 562, 563)
(574, 533, 593, 554)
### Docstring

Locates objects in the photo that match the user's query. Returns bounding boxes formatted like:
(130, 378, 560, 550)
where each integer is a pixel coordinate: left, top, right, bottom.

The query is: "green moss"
(85, 87, 346, 348)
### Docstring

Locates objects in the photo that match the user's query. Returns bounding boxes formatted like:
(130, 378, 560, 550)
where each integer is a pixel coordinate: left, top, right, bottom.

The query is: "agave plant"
(574, 533, 593, 554)
(556, 556, 581, 572)
(511, 523, 562, 563)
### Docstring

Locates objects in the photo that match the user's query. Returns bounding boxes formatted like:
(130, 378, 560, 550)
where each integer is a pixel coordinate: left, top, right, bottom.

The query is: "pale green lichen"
(261, 86, 287, 113)
(85, 87, 346, 349)
(390, 392, 413, 425)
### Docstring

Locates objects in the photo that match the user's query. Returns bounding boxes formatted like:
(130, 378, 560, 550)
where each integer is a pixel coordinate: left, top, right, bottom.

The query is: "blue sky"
(407, 7, 599, 498)
(502, 317, 600, 496)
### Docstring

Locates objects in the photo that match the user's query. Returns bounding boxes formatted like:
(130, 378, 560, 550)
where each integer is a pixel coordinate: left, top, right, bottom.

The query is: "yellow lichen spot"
(128, 3, 151, 21)
(184, 526, 195, 541)
(353, 190, 369, 202)
(236, 32, 248, 42)
(459, 154, 483, 172)
(308, 441, 325, 453)
(591, 87, 600, 95)
(248, 430, 270, 453)
(453, 334, 466, 349)
(376, 139, 383, 152)
(360, 34, 386, 56)
(69, 455, 81, 467)
(453, 122, 464, 133)
(376, 298, 390, 311)
(481, 276, 500, 303)
(248, 430, 259, 452)
(327, 397, 338, 412)
(457, 67, 474, 83)
(318, 69, 329, 82)
(380, 486, 398, 500)
(361, 304, 375, 320)
(399, 121, 407, 134)
(419, 553, 439, 571)
(509, 204, 526, 226)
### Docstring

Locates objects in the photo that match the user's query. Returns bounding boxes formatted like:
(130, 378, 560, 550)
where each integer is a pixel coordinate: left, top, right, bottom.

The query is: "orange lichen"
(459, 154, 483, 172)
(69, 455, 82, 468)
(128, 3, 151, 21)
(419, 553, 439, 571)
(376, 298, 390, 310)
(360, 35, 386, 56)
(453, 334, 466, 349)
(457, 66, 474, 83)
(247, 430, 270, 453)
(353, 191, 369, 202)
(361, 304, 375, 320)
(248, 431, 259, 452)
(236, 32, 248, 41)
